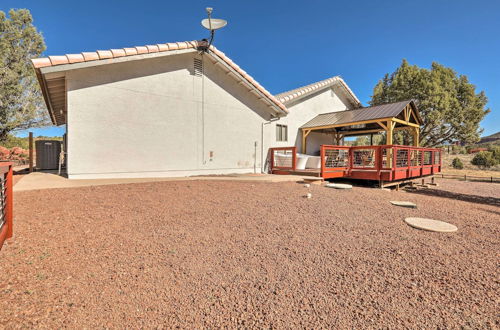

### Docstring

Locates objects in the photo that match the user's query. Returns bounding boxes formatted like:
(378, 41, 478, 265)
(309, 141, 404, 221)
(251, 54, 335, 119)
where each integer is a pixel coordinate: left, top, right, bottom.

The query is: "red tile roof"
(275, 76, 361, 107)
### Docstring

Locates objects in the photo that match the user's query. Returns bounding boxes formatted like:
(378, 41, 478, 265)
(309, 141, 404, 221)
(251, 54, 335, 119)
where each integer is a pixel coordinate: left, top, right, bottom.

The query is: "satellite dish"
(200, 8, 227, 49)
(201, 18, 227, 31)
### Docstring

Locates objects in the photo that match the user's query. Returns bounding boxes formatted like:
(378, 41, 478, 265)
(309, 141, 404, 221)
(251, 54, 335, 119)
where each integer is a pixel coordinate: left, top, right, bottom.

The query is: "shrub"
(488, 145, 500, 162)
(471, 151, 498, 169)
(451, 157, 464, 169)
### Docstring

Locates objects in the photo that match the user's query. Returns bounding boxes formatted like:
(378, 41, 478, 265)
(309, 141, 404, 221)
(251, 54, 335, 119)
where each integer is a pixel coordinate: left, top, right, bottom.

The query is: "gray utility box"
(36, 140, 61, 170)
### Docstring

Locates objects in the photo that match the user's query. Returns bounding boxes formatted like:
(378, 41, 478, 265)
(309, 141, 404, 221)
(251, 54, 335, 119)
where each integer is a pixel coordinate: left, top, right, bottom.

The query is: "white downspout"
(261, 116, 280, 173)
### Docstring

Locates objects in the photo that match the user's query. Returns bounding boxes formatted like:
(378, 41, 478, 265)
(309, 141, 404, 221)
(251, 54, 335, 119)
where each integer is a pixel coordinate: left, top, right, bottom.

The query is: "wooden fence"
(438, 173, 500, 183)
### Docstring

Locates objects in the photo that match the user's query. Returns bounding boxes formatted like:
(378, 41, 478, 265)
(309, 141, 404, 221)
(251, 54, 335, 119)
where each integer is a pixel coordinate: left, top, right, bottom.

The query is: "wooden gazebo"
(300, 100, 423, 153)
(269, 100, 442, 186)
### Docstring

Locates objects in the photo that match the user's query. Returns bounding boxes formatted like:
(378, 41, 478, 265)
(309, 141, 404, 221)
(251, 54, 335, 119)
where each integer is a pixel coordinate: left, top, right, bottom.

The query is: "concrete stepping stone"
(404, 217, 458, 233)
(390, 201, 417, 208)
(325, 183, 352, 189)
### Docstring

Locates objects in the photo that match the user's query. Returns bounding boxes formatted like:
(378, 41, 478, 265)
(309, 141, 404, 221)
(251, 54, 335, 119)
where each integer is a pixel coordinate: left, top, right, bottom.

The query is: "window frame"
(276, 124, 288, 142)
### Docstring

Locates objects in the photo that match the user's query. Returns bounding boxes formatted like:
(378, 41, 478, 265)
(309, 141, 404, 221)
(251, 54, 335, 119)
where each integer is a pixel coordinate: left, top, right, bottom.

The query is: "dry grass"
(441, 152, 500, 177)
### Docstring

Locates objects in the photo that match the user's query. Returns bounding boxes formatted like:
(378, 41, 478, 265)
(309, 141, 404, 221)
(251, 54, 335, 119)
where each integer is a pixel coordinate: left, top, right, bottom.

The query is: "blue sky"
(3, 0, 498, 137)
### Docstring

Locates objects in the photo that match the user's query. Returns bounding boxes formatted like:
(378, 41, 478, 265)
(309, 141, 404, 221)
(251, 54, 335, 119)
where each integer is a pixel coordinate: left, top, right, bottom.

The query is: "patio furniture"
(295, 154, 309, 170)
(305, 155, 321, 169)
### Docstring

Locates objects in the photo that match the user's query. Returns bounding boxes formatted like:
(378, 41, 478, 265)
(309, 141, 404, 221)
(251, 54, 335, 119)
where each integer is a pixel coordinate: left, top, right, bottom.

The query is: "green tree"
(0, 9, 48, 142)
(371, 60, 490, 147)
(352, 136, 369, 146)
(451, 157, 463, 169)
(487, 145, 500, 163)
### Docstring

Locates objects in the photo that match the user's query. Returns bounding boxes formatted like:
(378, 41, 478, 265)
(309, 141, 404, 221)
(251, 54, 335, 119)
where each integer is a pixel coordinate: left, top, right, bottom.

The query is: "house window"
(276, 124, 288, 142)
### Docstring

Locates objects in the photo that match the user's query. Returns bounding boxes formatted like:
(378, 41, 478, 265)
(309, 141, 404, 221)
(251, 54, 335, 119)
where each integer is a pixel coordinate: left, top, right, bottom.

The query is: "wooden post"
(28, 132, 33, 173)
(336, 133, 343, 145)
(386, 120, 393, 145)
(386, 120, 393, 168)
(413, 127, 420, 147)
(302, 129, 311, 154)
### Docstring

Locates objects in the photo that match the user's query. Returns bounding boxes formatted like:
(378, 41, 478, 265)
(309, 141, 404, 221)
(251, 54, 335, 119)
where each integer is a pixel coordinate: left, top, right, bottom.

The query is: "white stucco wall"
(66, 51, 276, 179)
(269, 87, 353, 155)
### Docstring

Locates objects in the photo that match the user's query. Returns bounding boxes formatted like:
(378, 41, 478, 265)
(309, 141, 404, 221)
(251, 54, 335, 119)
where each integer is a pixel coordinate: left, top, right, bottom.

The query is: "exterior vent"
(193, 58, 203, 77)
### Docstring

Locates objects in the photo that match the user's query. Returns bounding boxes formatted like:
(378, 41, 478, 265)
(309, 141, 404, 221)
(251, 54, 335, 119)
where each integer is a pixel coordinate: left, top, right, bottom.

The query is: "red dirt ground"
(0, 179, 498, 328)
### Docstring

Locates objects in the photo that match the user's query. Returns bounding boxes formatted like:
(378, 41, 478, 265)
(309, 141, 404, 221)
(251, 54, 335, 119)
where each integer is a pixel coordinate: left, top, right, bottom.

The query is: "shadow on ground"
(407, 188, 500, 207)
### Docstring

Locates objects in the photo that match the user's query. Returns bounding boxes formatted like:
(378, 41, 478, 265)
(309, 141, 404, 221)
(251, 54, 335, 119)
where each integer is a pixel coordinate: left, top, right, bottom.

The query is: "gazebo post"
(386, 120, 393, 145)
(413, 126, 420, 147)
(302, 129, 311, 154)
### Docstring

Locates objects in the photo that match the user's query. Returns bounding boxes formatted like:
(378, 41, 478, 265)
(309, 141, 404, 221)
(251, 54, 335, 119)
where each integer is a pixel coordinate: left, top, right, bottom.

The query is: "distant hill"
(479, 132, 500, 145)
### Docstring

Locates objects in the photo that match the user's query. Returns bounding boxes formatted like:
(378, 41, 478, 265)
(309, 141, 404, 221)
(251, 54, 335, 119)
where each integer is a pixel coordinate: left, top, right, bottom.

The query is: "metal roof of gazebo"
(300, 100, 423, 153)
(301, 100, 422, 129)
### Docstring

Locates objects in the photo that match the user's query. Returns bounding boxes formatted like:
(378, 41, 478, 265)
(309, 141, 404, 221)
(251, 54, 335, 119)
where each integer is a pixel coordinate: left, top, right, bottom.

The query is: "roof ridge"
(31, 40, 205, 68)
(275, 76, 338, 98)
(275, 76, 340, 103)
(275, 76, 361, 107)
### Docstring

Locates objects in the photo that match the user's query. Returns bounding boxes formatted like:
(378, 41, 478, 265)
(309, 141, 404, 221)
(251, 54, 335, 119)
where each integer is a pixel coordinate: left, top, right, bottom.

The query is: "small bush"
(471, 151, 498, 169)
(488, 145, 500, 162)
(451, 157, 464, 169)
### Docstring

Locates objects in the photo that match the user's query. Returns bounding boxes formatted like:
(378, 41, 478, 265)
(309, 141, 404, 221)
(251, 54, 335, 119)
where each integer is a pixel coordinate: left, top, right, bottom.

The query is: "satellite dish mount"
(201, 7, 227, 50)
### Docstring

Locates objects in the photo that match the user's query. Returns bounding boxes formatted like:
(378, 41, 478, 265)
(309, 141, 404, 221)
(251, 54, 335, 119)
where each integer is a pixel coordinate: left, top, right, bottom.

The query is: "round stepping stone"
(390, 201, 417, 208)
(325, 183, 352, 189)
(404, 217, 458, 233)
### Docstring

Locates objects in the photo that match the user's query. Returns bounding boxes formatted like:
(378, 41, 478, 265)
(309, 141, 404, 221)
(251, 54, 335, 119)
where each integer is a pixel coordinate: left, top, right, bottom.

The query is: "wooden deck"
(270, 145, 442, 185)
(271, 168, 322, 177)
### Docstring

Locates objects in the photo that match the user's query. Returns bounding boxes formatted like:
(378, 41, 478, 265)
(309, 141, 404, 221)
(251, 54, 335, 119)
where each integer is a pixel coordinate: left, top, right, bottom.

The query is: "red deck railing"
(270, 146, 297, 174)
(321, 145, 350, 178)
(270, 145, 441, 182)
(0, 162, 13, 251)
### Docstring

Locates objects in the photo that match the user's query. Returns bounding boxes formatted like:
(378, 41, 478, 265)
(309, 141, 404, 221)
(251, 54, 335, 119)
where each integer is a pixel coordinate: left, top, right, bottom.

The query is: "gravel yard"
(0, 179, 498, 328)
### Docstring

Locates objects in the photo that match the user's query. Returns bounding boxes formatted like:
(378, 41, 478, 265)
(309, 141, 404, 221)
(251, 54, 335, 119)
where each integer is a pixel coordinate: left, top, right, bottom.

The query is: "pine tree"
(370, 59, 490, 147)
(0, 9, 48, 141)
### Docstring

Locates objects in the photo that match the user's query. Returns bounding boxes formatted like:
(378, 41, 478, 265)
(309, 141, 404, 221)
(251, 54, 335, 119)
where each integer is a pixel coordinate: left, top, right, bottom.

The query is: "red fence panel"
(321, 145, 350, 178)
(270, 147, 297, 172)
(0, 162, 13, 251)
(350, 146, 379, 169)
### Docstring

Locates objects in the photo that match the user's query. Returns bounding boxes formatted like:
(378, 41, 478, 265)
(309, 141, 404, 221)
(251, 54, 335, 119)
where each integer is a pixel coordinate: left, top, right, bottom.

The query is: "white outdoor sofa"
(274, 153, 321, 170)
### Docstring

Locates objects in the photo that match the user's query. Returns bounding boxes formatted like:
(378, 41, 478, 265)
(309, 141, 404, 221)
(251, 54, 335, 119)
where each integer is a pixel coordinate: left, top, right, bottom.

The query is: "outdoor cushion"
(305, 156, 321, 169)
(295, 154, 309, 170)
